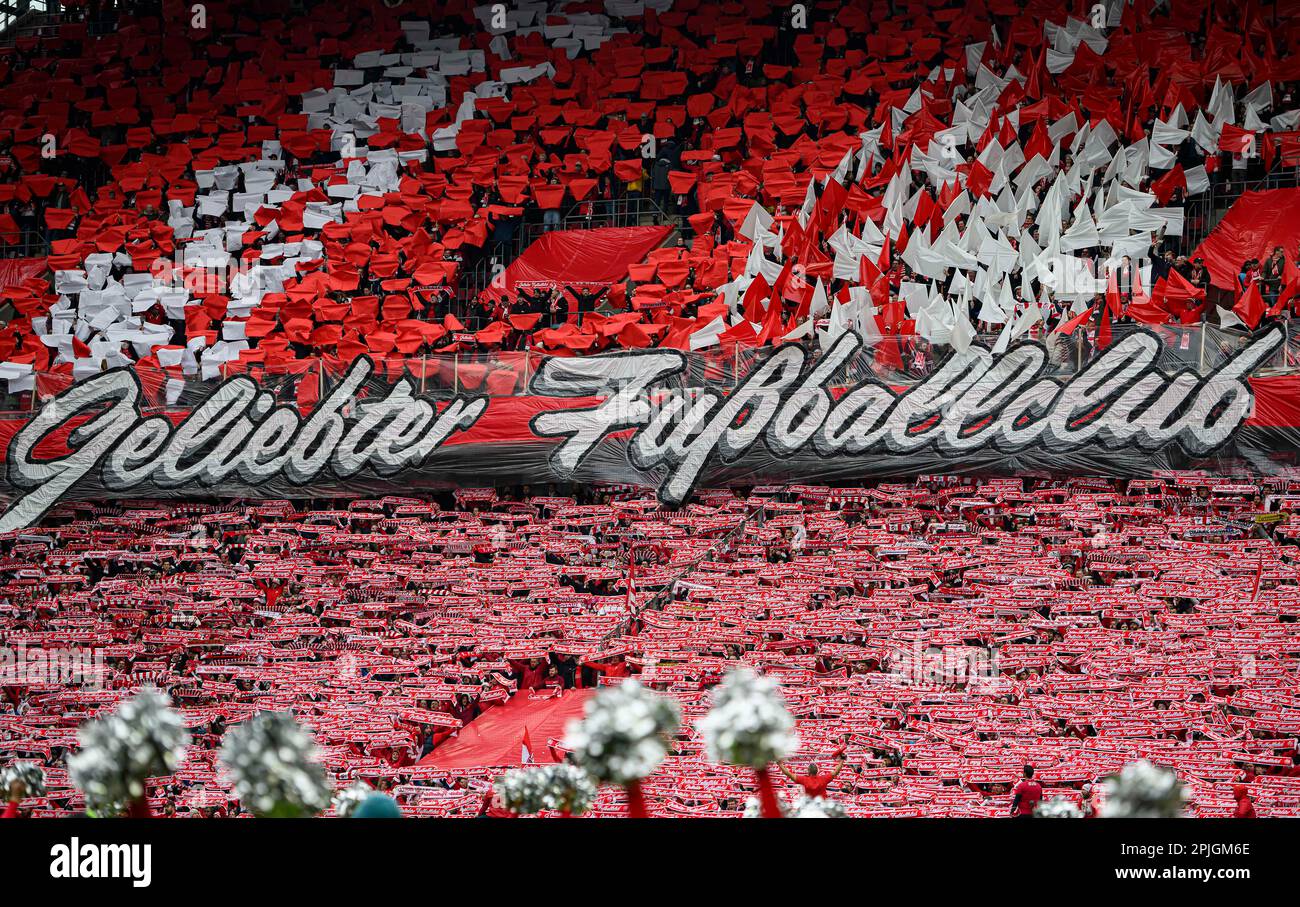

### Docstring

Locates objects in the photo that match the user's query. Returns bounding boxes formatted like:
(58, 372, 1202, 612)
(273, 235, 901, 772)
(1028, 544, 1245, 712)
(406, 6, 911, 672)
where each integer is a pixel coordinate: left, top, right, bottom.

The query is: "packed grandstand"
(0, 0, 1299, 821)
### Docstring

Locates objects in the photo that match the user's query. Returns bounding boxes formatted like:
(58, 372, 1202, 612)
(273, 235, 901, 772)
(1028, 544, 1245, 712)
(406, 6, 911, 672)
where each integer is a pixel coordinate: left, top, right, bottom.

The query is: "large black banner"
(0, 325, 1293, 531)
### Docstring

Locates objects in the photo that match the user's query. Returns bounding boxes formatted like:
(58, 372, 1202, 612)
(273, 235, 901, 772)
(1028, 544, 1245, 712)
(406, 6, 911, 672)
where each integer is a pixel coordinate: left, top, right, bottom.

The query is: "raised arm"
(827, 754, 848, 781)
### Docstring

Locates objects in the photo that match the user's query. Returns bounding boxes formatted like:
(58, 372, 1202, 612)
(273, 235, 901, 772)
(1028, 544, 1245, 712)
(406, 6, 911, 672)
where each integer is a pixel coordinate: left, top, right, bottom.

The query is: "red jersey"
(256, 580, 280, 609)
(797, 774, 832, 797)
(1011, 779, 1042, 815)
(588, 659, 630, 678)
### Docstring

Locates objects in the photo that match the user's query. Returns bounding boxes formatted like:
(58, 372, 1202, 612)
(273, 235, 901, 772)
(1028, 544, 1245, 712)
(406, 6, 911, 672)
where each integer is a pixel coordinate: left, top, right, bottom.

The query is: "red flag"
(1161, 268, 1206, 307)
(1025, 45, 1043, 99)
(770, 258, 794, 303)
(618, 321, 654, 348)
(755, 291, 788, 346)
(997, 116, 1018, 149)
(1131, 263, 1148, 302)
(1235, 279, 1266, 330)
(936, 179, 961, 211)
(297, 363, 320, 413)
(1269, 278, 1300, 317)
(1218, 123, 1255, 155)
(913, 191, 935, 239)
(1097, 301, 1112, 349)
(717, 319, 760, 346)
(1055, 305, 1096, 335)
(741, 275, 771, 324)
(875, 335, 904, 371)
(792, 277, 816, 322)
(859, 251, 881, 286)
(1150, 165, 1186, 205)
(1105, 267, 1123, 319)
(1023, 118, 1053, 162)
(966, 160, 994, 199)
(521, 727, 535, 764)
(1127, 277, 1174, 324)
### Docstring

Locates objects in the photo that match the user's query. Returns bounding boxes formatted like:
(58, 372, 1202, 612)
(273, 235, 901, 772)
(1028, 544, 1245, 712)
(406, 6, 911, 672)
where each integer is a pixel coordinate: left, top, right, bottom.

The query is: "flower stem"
(754, 767, 784, 818)
(625, 779, 650, 818)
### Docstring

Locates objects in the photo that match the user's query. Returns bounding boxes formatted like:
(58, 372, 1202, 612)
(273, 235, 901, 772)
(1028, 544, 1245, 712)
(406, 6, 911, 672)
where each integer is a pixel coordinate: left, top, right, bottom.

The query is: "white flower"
(1, 761, 46, 798)
(1035, 797, 1083, 818)
(563, 679, 681, 785)
(1101, 760, 1186, 818)
(697, 668, 797, 768)
(497, 764, 598, 815)
(221, 711, 332, 818)
(67, 689, 189, 812)
(331, 781, 373, 818)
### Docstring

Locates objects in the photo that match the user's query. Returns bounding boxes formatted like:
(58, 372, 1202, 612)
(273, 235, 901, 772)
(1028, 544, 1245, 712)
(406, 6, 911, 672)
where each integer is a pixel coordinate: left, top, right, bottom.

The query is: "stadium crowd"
(0, 0, 1299, 822)
(0, 475, 1299, 817)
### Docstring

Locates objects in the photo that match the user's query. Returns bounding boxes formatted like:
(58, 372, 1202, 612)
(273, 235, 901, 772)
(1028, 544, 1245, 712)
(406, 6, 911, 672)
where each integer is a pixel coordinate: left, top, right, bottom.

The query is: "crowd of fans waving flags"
(0, 665, 1200, 818)
(1, 0, 1300, 398)
(0, 476, 1294, 818)
(0, 0, 1299, 824)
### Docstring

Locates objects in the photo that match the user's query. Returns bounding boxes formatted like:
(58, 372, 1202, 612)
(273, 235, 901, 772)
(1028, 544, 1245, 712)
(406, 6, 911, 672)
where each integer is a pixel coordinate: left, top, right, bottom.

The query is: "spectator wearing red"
(511, 657, 548, 691)
(1010, 765, 1043, 817)
(537, 664, 565, 691)
(779, 745, 847, 798)
(1232, 783, 1256, 818)
(254, 579, 282, 609)
(450, 693, 479, 726)
(582, 653, 631, 680)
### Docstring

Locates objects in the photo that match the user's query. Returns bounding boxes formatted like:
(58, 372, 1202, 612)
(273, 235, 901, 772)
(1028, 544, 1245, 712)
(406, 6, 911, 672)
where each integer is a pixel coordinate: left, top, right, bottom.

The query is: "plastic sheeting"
(1192, 188, 1300, 290)
(0, 257, 47, 293)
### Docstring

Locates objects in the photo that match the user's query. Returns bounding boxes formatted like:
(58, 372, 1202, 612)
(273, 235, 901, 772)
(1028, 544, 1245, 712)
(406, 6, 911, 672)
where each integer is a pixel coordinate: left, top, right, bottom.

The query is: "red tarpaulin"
(0, 257, 47, 291)
(1248, 374, 1300, 427)
(1192, 189, 1300, 291)
(477, 225, 672, 308)
(418, 689, 594, 770)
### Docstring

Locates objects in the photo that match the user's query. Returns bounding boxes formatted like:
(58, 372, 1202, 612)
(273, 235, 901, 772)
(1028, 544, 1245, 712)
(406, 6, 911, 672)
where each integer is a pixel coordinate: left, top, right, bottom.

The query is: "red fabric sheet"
(1192, 189, 1300, 290)
(477, 225, 672, 308)
(1249, 374, 1300, 427)
(0, 257, 47, 290)
(418, 689, 594, 770)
